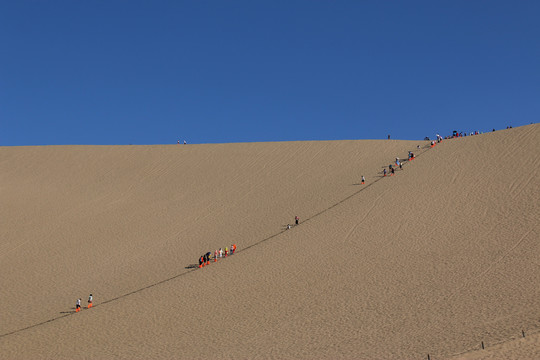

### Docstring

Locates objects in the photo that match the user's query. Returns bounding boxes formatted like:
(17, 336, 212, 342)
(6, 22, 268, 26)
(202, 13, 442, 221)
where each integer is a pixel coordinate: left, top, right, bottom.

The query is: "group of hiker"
(377, 151, 416, 178)
(75, 294, 93, 312)
(440, 130, 483, 139)
(286, 215, 300, 230)
(198, 245, 237, 268)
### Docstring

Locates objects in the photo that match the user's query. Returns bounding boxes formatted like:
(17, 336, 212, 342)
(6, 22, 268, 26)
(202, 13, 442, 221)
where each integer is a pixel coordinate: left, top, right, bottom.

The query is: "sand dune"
(1, 124, 539, 359)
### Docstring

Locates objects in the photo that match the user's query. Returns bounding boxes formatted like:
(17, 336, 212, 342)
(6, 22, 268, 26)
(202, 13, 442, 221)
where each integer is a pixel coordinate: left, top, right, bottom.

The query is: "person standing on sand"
(219, 248, 223, 258)
(76, 298, 81, 312)
(361, 176, 365, 184)
(88, 294, 93, 307)
(214, 249, 218, 261)
(383, 169, 387, 177)
(295, 216, 299, 225)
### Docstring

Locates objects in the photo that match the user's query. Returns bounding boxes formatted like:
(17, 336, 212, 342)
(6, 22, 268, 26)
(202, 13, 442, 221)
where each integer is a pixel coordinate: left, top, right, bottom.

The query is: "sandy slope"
(1, 124, 538, 359)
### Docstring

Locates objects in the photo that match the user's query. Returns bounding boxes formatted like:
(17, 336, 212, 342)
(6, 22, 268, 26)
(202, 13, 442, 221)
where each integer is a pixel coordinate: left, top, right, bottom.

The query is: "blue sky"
(1, 1, 539, 145)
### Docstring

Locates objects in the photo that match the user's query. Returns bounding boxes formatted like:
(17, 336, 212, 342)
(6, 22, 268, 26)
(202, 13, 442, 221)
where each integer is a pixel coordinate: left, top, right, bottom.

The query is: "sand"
(1, 124, 539, 359)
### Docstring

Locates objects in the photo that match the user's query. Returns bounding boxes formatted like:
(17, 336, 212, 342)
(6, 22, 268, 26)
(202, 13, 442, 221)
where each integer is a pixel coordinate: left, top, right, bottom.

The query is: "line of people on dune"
(71, 140, 436, 313)
(198, 216, 302, 267)
(431, 128, 508, 141)
(67, 131, 498, 316)
(195, 146, 427, 269)
(199, 245, 237, 267)
(379, 151, 416, 178)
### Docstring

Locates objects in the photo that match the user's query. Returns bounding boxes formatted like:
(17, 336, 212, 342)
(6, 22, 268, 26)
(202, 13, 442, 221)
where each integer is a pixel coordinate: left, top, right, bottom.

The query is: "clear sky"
(1, 1, 539, 145)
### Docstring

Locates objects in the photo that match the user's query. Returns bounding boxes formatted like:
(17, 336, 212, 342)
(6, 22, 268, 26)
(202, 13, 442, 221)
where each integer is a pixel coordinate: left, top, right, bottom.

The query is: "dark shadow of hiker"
(185, 264, 198, 269)
(60, 310, 76, 314)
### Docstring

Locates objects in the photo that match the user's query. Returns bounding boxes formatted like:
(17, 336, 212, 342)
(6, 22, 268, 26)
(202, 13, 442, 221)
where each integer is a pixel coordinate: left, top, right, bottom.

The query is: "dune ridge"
(1, 124, 539, 359)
